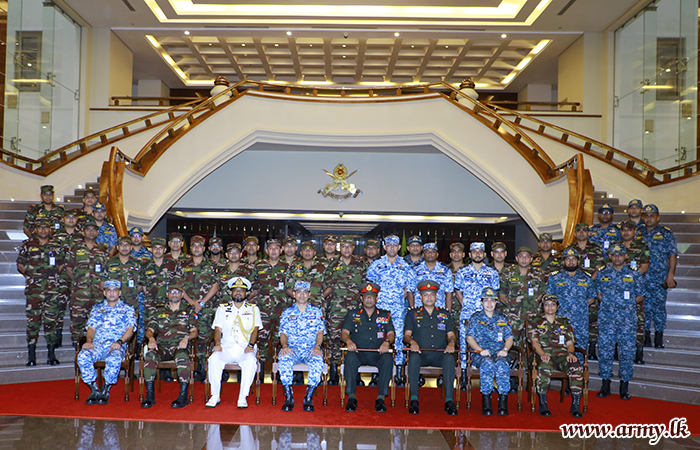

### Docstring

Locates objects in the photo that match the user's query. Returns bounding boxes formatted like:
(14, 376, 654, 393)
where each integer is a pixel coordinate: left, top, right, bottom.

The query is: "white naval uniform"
(207, 300, 263, 403)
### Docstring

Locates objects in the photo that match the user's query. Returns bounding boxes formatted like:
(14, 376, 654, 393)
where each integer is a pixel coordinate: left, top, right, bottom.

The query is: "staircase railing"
(490, 104, 700, 186)
(99, 146, 128, 237)
(0, 99, 201, 176)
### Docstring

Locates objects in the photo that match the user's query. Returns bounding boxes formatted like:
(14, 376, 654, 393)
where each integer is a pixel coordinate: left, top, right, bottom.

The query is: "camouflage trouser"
(25, 280, 60, 346)
(588, 300, 599, 342)
(501, 308, 524, 357)
(70, 286, 100, 345)
(326, 295, 357, 364)
(636, 301, 645, 347)
(143, 344, 191, 383)
(56, 275, 71, 337)
(195, 307, 215, 368)
(255, 294, 288, 362)
(536, 352, 583, 394)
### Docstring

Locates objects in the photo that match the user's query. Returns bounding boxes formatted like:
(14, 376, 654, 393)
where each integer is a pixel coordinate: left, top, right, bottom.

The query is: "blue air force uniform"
(546, 269, 595, 350)
(466, 309, 513, 395)
(366, 255, 416, 365)
(278, 303, 325, 386)
(589, 224, 621, 258)
(595, 264, 644, 382)
(411, 260, 454, 308)
(77, 299, 137, 384)
(638, 224, 677, 332)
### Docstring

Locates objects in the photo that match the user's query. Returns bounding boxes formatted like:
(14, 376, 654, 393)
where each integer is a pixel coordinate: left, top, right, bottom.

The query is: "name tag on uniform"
(377, 331, 384, 339)
(278, 282, 284, 291)
(624, 291, 630, 300)
(55, 223, 60, 230)
(528, 288, 534, 297)
(49, 257, 56, 266)
(437, 323, 446, 330)
(630, 261, 637, 270)
(497, 332, 503, 342)
(584, 258, 590, 268)
(95, 264, 101, 273)
(558, 335, 565, 345)
(128, 279, 135, 288)
(603, 241, 610, 250)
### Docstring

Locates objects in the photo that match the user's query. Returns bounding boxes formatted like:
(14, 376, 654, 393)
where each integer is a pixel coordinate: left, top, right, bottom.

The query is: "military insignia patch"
(317, 163, 362, 201)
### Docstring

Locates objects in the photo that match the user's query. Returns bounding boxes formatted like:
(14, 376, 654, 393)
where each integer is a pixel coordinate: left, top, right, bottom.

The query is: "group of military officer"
(18, 185, 678, 416)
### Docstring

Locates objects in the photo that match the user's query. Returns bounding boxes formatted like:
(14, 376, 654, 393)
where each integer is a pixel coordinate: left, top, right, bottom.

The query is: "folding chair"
(138, 334, 196, 404)
(271, 341, 329, 406)
(74, 334, 137, 402)
(204, 336, 262, 405)
(338, 347, 396, 407)
(403, 348, 461, 409)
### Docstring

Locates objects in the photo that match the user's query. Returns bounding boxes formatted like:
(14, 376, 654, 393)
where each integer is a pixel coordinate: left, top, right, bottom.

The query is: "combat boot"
(497, 394, 509, 416)
(587, 341, 597, 361)
(538, 393, 551, 416)
(141, 381, 156, 408)
(26, 344, 36, 367)
(281, 385, 294, 411)
(634, 344, 645, 365)
(356, 373, 365, 387)
(570, 394, 583, 418)
(303, 384, 317, 411)
(596, 379, 611, 398)
(47, 345, 60, 366)
(619, 381, 632, 400)
(55, 329, 63, 348)
(98, 383, 113, 405)
(368, 373, 378, 387)
(85, 382, 101, 405)
(328, 364, 339, 385)
(171, 382, 189, 408)
(481, 393, 493, 416)
(654, 331, 665, 349)
(643, 330, 652, 347)
(394, 365, 405, 387)
(460, 369, 467, 392)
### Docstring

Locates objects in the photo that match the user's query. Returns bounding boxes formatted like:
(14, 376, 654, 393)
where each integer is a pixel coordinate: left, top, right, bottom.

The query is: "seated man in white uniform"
(206, 276, 263, 408)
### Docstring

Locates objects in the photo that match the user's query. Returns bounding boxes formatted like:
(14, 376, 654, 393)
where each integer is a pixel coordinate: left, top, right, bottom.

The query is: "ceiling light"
(501, 34, 507, 38)
(241, 43, 245, 46)
(531, 40, 550, 54)
(411, 45, 414, 48)
(27, 63, 32, 66)
(208, 43, 212, 46)
(665, 68, 671, 72)
(310, 44, 313, 47)
(445, 45, 449, 48)
(275, 43, 279, 47)
(342, 44, 346, 47)
(343, 55, 346, 58)
(394, 32, 400, 37)
(286, 31, 292, 35)
(184, 30, 190, 35)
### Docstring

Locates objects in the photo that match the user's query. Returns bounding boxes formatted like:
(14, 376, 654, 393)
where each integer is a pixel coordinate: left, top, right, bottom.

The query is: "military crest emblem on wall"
(318, 163, 362, 201)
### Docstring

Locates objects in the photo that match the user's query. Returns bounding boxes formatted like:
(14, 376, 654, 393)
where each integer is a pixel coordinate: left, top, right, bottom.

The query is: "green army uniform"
(253, 258, 290, 361)
(66, 239, 110, 345)
(141, 257, 184, 324)
(24, 203, 65, 235)
(286, 259, 327, 308)
(165, 252, 191, 262)
(528, 315, 584, 395)
(566, 241, 605, 344)
(216, 263, 258, 305)
(316, 254, 339, 271)
(142, 305, 197, 383)
(52, 225, 84, 345)
(531, 252, 562, 282)
(16, 237, 65, 347)
(180, 257, 218, 366)
(609, 238, 650, 347)
(499, 264, 546, 348)
(102, 255, 143, 308)
(448, 262, 463, 325)
(324, 255, 367, 363)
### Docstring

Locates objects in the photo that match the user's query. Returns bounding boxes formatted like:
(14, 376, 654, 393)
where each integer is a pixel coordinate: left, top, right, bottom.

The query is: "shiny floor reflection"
(0, 416, 697, 449)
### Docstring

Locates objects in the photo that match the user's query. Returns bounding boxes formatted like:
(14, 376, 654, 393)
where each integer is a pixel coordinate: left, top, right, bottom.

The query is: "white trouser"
(208, 344, 257, 401)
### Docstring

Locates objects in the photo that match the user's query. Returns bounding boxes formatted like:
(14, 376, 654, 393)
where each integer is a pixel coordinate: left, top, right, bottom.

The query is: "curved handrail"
(100, 146, 128, 237)
(562, 153, 594, 247)
(0, 99, 201, 176)
(491, 104, 700, 186)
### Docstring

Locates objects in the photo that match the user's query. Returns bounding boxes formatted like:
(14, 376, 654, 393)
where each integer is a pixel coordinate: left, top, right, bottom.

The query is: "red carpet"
(1, 380, 698, 434)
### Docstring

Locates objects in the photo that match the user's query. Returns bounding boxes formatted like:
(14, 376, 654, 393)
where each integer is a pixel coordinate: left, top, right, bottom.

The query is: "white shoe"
(206, 396, 221, 408)
(237, 398, 248, 409)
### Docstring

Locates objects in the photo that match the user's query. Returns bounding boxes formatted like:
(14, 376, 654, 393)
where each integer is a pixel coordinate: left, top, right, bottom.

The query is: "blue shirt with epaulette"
(366, 256, 415, 303)
(411, 261, 454, 308)
(589, 223, 622, 256)
(595, 265, 644, 316)
(454, 264, 500, 316)
(97, 222, 118, 248)
(638, 225, 678, 281)
(279, 303, 325, 350)
(466, 310, 513, 355)
(86, 299, 137, 344)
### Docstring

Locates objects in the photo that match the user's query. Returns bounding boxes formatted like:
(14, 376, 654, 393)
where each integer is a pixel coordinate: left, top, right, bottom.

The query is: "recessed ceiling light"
(184, 30, 190, 35)
(342, 44, 346, 47)
(394, 32, 400, 37)
(501, 34, 507, 38)
(275, 43, 279, 47)
(445, 45, 449, 48)
(286, 31, 292, 36)
(242, 43, 246, 46)
(208, 43, 212, 46)
(343, 55, 346, 58)
(411, 45, 415, 48)
(310, 44, 313, 47)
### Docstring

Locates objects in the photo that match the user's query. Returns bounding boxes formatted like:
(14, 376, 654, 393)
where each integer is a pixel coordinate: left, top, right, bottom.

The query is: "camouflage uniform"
(180, 258, 218, 365)
(609, 239, 650, 346)
(102, 256, 143, 308)
(316, 254, 339, 271)
(96, 221, 118, 249)
(142, 305, 196, 382)
(411, 261, 454, 309)
(141, 258, 184, 324)
(499, 265, 546, 349)
(278, 303, 326, 386)
(546, 269, 594, 351)
(638, 224, 678, 333)
(66, 240, 110, 344)
(448, 262, 464, 326)
(285, 260, 327, 309)
(253, 259, 290, 361)
(566, 242, 605, 343)
(131, 245, 153, 342)
(531, 253, 562, 283)
(24, 203, 65, 234)
(528, 315, 583, 394)
(16, 238, 64, 345)
(323, 256, 367, 363)
(466, 309, 513, 395)
(52, 227, 83, 343)
(589, 224, 622, 258)
(166, 252, 190, 263)
(216, 263, 258, 305)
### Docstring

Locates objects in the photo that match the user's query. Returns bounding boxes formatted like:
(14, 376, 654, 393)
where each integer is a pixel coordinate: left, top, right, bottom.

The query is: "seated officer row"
(77, 277, 584, 418)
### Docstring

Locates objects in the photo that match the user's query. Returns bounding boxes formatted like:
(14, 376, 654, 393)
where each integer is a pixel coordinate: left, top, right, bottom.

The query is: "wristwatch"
(247, 342, 254, 348)
(116, 339, 124, 346)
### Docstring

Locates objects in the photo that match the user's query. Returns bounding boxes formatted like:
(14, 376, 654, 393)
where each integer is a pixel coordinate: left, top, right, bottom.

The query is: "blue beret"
(384, 235, 400, 245)
(104, 280, 121, 289)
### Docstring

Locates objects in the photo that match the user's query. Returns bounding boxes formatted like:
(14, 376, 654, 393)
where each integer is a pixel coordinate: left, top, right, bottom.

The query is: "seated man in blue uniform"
(77, 280, 137, 405)
(341, 281, 395, 413)
(278, 281, 326, 412)
(403, 280, 458, 416)
(466, 287, 514, 416)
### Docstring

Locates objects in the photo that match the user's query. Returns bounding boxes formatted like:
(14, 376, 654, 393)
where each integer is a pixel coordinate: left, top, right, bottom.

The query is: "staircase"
(0, 181, 100, 383)
(585, 191, 700, 404)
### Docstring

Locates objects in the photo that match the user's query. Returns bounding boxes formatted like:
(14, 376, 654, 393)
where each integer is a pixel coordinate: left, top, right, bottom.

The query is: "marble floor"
(0, 416, 697, 450)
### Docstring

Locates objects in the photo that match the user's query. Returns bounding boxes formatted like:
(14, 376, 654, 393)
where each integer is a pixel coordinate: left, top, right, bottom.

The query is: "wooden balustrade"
(485, 100, 581, 112)
(111, 96, 204, 106)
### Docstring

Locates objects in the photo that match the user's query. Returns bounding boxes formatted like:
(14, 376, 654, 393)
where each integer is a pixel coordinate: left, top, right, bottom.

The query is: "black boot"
(538, 393, 551, 416)
(161, 369, 174, 382)
(644, 330, 652, 347)
(368, 373, 378, 387)
(437, 374, 444, 388)
(497, 394, 509, 416)
(444, 400, 457, 416)
(619, 381, 631, 400)
(328, 364, 339, 386)
(570, 394, 583, 418)
(634, 344, 645, 365)
(98, 383, 113, 405)
(85, 382, 101, 405)
(171, 382, 189, 408)
(588, 341, 598, 361)
(460, 369, 467, 392)
(565, 379, 571, 396)
(303, 384, 317, 412)
(55, 329, 63, 348)
(281, 385, 294, 411)
(356, 373, 365, 387)
(481, 393, 493, 416)
(26, 344, 36, 367)
(418, 375, 426, 387)
(141, 381, 156, 408)
(654, 331, 665, 349)
(394, 365, 405, 387)
(409, 399, 419, 414)
(613, 344, 619, 361)
(596, 379, 611, 398)
(508, 377, 518, 394)
(47, 345, 60, 366)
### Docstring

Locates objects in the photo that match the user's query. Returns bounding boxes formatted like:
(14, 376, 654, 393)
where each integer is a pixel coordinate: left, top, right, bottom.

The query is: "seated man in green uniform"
(341, 281, 395, 413)
(529, 294, 584, 418)
(141, 282, 198, 409)
(403, 280, 458, 416)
